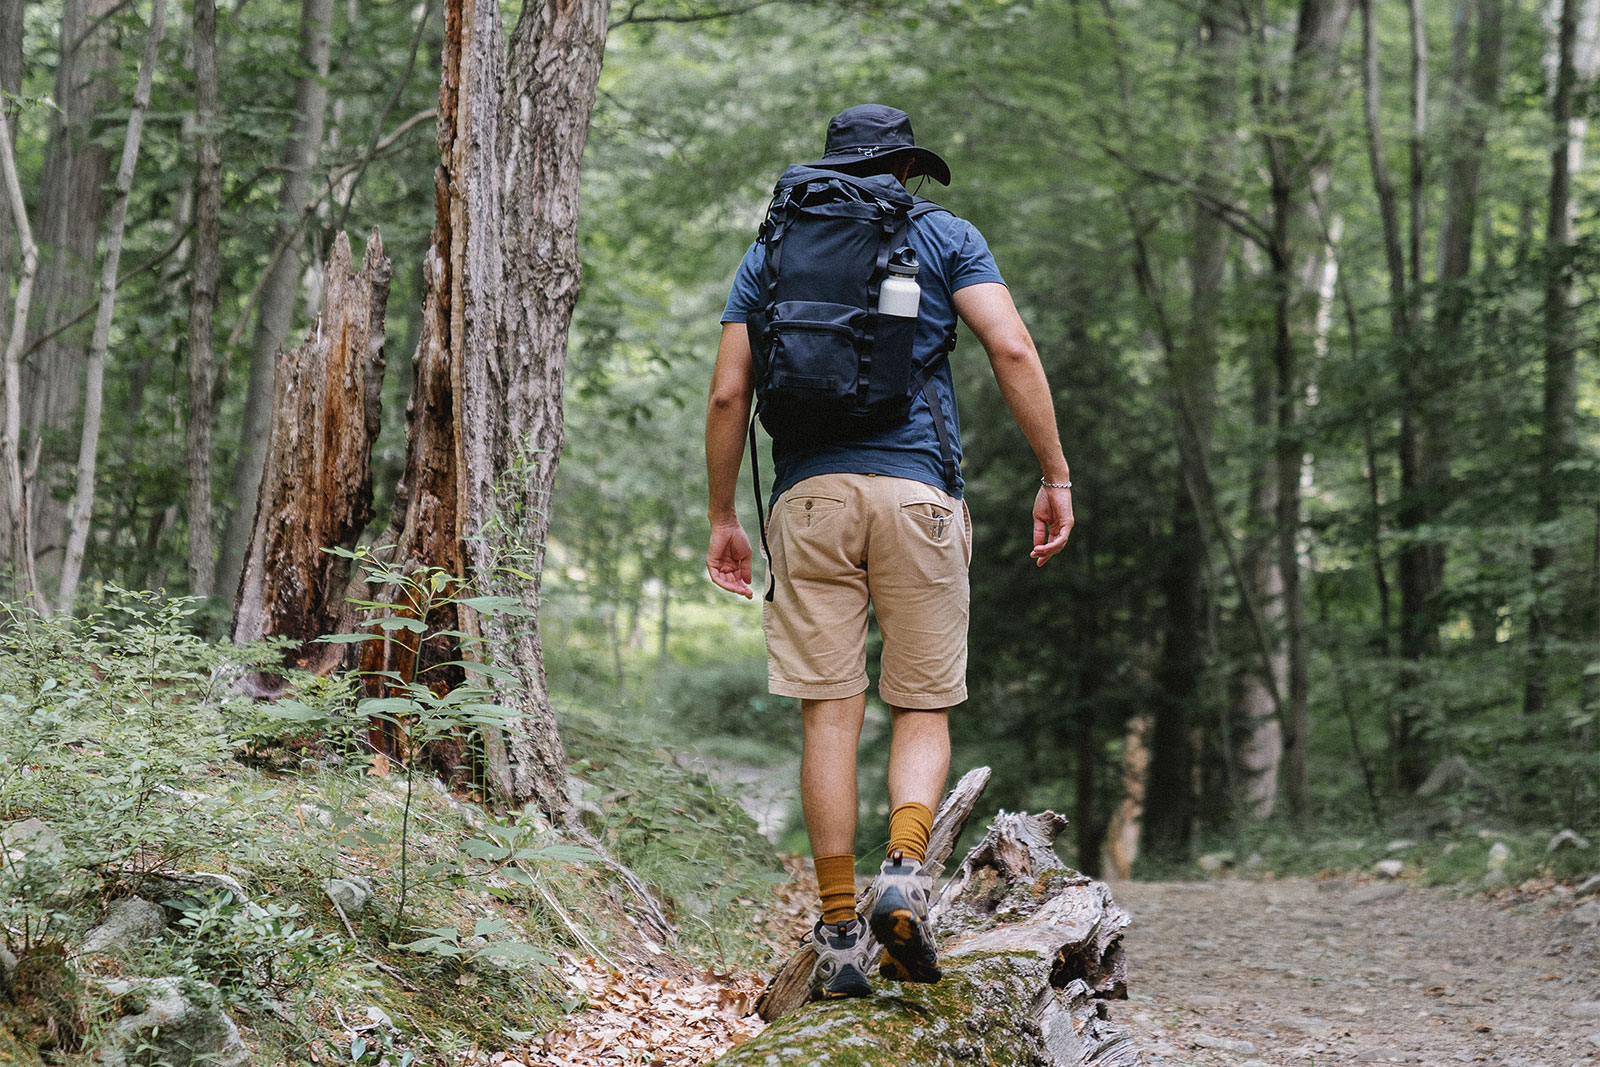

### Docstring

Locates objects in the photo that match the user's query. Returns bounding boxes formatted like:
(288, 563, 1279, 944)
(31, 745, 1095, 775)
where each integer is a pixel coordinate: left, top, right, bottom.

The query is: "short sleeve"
(721, 241, 765, 323)
(949, 222, 1005, 293)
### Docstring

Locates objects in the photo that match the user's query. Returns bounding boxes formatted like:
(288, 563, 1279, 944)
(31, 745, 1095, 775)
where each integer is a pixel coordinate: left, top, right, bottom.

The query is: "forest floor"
(1111, 876, 1600, 1067)
(533, 870, 1600, 1066)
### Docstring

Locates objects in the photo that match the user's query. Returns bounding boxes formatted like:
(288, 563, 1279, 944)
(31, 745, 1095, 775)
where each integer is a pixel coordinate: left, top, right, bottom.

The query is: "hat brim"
(806, 145, 952, 186)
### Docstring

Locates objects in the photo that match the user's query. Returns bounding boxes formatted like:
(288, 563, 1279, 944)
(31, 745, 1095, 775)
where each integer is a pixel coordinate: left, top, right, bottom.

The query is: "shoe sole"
(817, 971, 872, 999)
(869, 887, 941, 983)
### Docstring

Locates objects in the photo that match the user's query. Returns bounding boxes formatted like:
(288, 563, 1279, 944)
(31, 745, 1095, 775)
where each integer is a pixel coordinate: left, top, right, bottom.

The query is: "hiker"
(704, 104, 1073, 998)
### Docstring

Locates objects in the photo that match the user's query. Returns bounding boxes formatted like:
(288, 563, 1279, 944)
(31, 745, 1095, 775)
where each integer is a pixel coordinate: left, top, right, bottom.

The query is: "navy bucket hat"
(807, 104, 953, 186)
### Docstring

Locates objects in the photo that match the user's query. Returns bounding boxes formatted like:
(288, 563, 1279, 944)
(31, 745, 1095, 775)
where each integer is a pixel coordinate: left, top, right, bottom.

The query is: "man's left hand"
(1030, 485, 1074, 567)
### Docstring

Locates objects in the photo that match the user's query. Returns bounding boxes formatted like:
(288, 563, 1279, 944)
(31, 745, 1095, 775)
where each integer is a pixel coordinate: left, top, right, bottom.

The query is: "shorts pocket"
(782, 493, 846, 530)
(900, 499, 956, 543)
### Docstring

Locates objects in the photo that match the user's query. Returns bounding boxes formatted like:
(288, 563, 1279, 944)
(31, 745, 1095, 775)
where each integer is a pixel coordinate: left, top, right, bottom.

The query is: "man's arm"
(705, 322, 757, 597)
(952, 281, 1074, 566)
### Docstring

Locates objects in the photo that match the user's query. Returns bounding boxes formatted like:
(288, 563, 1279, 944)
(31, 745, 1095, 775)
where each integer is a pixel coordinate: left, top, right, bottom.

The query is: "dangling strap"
(749, 415, 776, 602)
(909, 320, 960, 494)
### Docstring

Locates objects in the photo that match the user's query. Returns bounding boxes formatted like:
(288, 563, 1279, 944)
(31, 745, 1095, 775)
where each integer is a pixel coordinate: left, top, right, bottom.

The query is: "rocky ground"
(1107, 877, 1600, 1067)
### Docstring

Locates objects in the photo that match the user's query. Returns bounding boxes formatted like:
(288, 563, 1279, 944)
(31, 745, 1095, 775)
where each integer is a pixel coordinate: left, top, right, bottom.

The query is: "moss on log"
(726, 811, 1140, 1067)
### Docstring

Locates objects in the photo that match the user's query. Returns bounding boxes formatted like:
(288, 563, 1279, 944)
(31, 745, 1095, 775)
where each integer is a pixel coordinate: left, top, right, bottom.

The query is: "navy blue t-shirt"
(722, 196, 1004, 502)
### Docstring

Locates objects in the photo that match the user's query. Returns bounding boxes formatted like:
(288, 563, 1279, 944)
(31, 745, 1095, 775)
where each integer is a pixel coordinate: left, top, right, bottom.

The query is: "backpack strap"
(910, 319, 960, 495)
(749, 414, 776, 602)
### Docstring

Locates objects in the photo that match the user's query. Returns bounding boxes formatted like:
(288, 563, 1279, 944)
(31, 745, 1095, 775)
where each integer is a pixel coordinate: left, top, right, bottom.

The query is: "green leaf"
(473, 917, 509, 937)
(522, 844, 600, 864)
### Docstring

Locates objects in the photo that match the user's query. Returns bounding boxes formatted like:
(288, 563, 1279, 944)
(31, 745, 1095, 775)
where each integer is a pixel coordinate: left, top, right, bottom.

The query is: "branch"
(609, 0, 777, 29)
(332, 0, 436, 233)
(20, 166, 273, 360)
(1097, 141, 1273, 251)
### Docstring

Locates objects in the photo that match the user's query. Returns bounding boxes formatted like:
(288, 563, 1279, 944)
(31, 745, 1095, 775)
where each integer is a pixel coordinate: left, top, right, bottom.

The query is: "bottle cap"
(887, 247, 919, 277)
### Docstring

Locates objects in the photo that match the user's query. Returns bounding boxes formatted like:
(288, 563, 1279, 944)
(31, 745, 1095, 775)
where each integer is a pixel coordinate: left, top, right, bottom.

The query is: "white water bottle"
(878, 247, 921, 318)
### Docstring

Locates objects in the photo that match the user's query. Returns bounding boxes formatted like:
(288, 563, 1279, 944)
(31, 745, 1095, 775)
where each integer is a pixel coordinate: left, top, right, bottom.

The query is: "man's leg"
(886, 706, 949, 863)
(802, 693, 867, 925)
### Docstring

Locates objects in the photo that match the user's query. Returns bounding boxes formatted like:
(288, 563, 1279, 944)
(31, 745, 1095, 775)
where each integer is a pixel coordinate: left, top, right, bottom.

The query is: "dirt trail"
(1107, 878, 1600, 1067)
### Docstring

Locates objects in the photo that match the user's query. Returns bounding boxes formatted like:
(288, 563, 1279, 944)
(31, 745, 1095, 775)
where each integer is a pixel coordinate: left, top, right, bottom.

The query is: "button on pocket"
(783, 494, 845, 529)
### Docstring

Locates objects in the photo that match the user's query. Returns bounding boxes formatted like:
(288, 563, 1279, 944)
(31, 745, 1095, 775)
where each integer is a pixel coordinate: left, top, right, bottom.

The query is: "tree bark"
(728, 808, 1137, 1067)
(54, 0, 167, 613)
(0, 0, 22, 332)
(186, 0, 223, 599)
(1526, 0, 1580, 718)
(23, 0, 121, 586)
(466, 0, 611, 810)
(215, 0, 335, 603)
(231, 231, 390, 692)
(0, 103, 41, 607)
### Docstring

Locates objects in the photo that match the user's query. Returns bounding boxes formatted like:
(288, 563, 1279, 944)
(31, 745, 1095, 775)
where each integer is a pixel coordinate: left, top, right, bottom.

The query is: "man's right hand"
(707, 521, 754, 598)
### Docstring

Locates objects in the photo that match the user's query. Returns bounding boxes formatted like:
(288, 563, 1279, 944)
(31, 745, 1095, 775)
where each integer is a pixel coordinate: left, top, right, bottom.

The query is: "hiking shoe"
(868, 852, 941, 983)
(810, 917, 872, 999)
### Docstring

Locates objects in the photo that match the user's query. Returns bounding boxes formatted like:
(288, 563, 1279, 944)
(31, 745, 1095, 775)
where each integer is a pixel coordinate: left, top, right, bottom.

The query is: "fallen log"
(755, 766, 992, 1023)
(725, 808, 1139, 1067)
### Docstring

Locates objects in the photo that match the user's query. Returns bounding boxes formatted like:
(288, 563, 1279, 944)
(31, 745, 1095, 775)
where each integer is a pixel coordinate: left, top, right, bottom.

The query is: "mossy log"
(756, 766, 993, 1023)
(723, 810, 1139, 1067)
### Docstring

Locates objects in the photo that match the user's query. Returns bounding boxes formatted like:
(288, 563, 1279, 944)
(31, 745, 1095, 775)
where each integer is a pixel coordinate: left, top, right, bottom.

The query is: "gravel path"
(1107, 878, 1600, 1067)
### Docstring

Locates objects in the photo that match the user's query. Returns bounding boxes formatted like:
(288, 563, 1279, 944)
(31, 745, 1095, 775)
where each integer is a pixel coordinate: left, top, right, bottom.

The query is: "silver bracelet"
(1041, 477, 1072, 489)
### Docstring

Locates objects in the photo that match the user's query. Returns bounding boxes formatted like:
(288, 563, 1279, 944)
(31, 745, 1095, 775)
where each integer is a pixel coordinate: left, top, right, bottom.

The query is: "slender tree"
(56, 0, 167, 612)
(23, 0, 121, 586)
(187, 0, 223, 598)
(215, 0, 335, 601)
(1526, 0, 1581, 717)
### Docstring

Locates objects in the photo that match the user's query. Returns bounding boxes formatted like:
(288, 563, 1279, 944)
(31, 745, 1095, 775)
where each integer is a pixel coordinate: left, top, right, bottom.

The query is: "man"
(704, 104, 1073, 998)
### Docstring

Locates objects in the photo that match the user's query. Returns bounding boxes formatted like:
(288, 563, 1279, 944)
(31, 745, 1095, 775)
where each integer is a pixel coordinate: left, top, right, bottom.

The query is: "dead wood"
(754, 766, 992, 1023)
(729, 802, 1138, 1067)
(231, 229, 389, 694)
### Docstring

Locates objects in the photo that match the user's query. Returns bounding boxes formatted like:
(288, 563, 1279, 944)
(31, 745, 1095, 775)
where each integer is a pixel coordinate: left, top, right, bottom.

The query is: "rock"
(83, 898, 167, 956)
(1275, 1015, 1332, 1038)
(1354, 1047, 1407, 1062)
(1245, 852, 1265, 870)
(1549, 829, 1592, 852)
(1587, 1031, 1600, 1050)
(134, 871, 248, 903)
(1565, 900, 1600, 928)
(1384, 840, 1416, 854)
(1576, 875, 1600, 898)
(1482, 869, 1508, 889)
(1193, 1033, 1256, 1054)
(95, 977, 250, 1067)
(2, 817, 64, 860)
(1487, 841, 1510, 870)
(1374, 859, 1405, 879)
(323, 876, 373, 915)
(0, 942, 15, 996)
(1562, 1001, 1600, 1019)
(1189, 939, 1219, 951)
(1197, 852, 1235, 874)
(1354, 884, 1406, 904)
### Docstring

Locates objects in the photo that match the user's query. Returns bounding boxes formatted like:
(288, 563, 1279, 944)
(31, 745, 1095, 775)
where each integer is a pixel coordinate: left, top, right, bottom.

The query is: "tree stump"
(725, 807, 1139, 1067)
(231, 229, 389, 693)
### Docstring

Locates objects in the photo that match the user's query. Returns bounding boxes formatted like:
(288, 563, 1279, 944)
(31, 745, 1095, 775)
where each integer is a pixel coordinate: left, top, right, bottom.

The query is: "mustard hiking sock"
(813, 853, 859, 926)
(886, 801, 934, 864)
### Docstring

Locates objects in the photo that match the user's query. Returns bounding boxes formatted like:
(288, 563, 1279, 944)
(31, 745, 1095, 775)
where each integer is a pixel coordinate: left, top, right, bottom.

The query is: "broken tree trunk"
(231, 230, 390, 693)
(734, 802, 1137, 1067)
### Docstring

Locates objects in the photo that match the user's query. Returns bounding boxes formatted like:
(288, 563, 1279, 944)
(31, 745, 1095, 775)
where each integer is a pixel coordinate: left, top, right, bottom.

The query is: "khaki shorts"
(762, 473, 971, 709)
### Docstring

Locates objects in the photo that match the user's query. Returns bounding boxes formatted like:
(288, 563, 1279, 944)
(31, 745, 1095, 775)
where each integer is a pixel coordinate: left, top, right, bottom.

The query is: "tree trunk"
(0, 0, 22, 330)
(23, 0, 121, 586)
(55, 0, 167, 613)
(0, 103, 41, 607)
(1526, 0, 1580, 718)
(231, 231, 390, 692)
(215, 0, 335, 603)
(186, 0, 223, 599)
(466, 0, 611, 810)
(728, 808, 1137, 1067)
